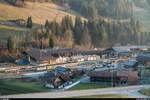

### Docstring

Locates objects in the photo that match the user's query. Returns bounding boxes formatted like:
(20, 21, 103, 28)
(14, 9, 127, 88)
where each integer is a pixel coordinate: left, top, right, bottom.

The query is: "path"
(1, 85, 150, 98)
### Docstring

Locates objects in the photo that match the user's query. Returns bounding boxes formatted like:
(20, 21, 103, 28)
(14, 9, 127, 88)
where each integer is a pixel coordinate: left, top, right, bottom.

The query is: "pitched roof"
(116, 71, 129, 77)
(45, 71, 57, 83)
(24, 48, 76, 61)
(79, 50, 103, 55)
(124, 60, 137, 66)
(73, 70, 84, 75)
(112, 46, 149, 52)
(55, 66, 69, 72)
(88, 71, 130, 78)
(136, 54, 150, 62)
(59, 74, 71, 82)
(88, 71, 117, 77)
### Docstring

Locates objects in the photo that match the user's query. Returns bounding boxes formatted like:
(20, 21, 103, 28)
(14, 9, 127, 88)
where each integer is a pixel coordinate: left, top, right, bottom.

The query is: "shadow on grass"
(0, 80, 49, 95)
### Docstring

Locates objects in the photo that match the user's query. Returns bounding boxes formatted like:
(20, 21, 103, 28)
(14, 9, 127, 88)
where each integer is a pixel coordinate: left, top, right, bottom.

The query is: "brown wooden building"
(88, 71, 138, 86)
(136, 54, 150, 66)
(22, 48, 77, 65)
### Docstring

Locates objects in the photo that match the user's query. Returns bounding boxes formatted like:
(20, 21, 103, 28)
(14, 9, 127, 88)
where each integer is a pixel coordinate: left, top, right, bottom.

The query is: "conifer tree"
(49, 36, 54, 48)
(7, 36, 14, 53)
(45, 20, 49, 29)
(101, 25, 109, 47)
(27, 16, 32, 28)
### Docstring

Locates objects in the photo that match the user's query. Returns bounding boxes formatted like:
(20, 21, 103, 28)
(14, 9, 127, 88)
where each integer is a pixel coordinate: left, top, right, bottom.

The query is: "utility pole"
(111, 63, 113, 87)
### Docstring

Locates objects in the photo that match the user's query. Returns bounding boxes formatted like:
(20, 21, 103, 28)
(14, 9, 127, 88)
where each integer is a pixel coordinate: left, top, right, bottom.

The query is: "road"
(1, 85, 150, 98)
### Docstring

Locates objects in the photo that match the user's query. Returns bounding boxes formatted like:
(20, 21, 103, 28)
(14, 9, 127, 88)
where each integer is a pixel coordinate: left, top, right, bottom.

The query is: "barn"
(22, 48, 77, 65)
(88, 71, 138, 86)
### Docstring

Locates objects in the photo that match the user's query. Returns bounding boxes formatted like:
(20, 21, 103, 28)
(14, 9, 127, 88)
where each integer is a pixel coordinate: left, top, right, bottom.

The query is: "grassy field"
(0, 23, 41, 45)
(0, 1, 87, 44)
(68, 83, 109, 91)
(70, 94, 135, 98)
(0, 79, 50, 95)
(0, 1, 86, 24)
(139, 88, 150, 96)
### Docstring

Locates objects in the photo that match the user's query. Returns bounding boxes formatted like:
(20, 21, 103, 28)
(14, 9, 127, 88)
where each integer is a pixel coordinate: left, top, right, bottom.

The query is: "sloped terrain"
(0, 1, 86, 24)
(133, 6, 150, 32)
(0, 1, 86, 44)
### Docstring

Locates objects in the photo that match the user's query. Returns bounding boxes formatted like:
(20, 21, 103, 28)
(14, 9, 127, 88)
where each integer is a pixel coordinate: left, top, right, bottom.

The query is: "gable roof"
(45, 71, 56, 82)
(112, 46, 149, 53)
(116, 71, 129, 77)
(88, 71, 117, 77)
(59, 74, 71, 82)
(124, 60, 137, 66)
(23, 48, 76, 61)
(88, 71, 131, 78)
(55, 66, 69, 72)
(136, 54, 150, 62)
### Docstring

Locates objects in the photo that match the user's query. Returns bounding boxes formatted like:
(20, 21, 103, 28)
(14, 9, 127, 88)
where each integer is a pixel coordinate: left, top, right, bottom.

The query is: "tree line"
(15, 15, 145, 51)
(133, 0, 150, 9)
(6, 15, 150, 55)
(6, 0, 134, 19)
(52, 0, 133, 19)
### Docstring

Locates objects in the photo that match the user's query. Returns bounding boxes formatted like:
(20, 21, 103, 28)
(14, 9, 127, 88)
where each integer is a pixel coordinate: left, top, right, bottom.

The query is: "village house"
(44, 71, 57, 88)
(136, 54, 150, 66)
(71, 55, 100, 62)
(44, 68, 72, 89)
(88, 71, 138, 86)
(44, 66, 86, 89)
(22, 48, 77, 65)
(15, 19, 26, 26)
(124, 60, 138, 70)
(54, 66, 71, 75)
(104, 46, 149, 59)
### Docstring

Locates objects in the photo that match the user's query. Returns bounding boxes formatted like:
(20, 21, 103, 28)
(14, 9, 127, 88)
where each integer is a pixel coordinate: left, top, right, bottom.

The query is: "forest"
(20, 15, 148, 51)
(2, 0, 150, 56)
(52, 0, 134, 19)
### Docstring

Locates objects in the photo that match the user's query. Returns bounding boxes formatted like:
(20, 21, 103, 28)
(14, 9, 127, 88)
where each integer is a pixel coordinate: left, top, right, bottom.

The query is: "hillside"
(0, 1, 86, 24)
(53, 0, 134, 19)
(133, 6, 150, 32)
(0, 0, 150, 50)
(0, 1, 86, 45)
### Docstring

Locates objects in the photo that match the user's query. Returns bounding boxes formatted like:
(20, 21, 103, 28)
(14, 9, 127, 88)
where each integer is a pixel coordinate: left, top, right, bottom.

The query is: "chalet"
(104, 46, 149, 58)
(53, 74, 71, 88)
(16, 19, 26, 26)
(113, 46, 149, 53)
(59, 73, 71, 83)
(136, 54, 150, 66)
(88, 71, 138, 86)
(55, 66, 71, 74)
(45, 71, 56, 88)
(22, 48, 77, 65)
(124, 60, 138, 69)
(79, 50, 109, 59)
(103, 47, 117, 58)
(45, 70, 71, 88)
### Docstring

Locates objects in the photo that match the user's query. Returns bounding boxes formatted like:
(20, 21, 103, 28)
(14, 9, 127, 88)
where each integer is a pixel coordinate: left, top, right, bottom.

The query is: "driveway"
(1, 85, 150, 98)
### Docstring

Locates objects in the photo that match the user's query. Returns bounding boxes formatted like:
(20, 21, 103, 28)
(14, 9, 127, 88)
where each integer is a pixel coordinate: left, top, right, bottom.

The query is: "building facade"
(88, 71, 138, 86)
